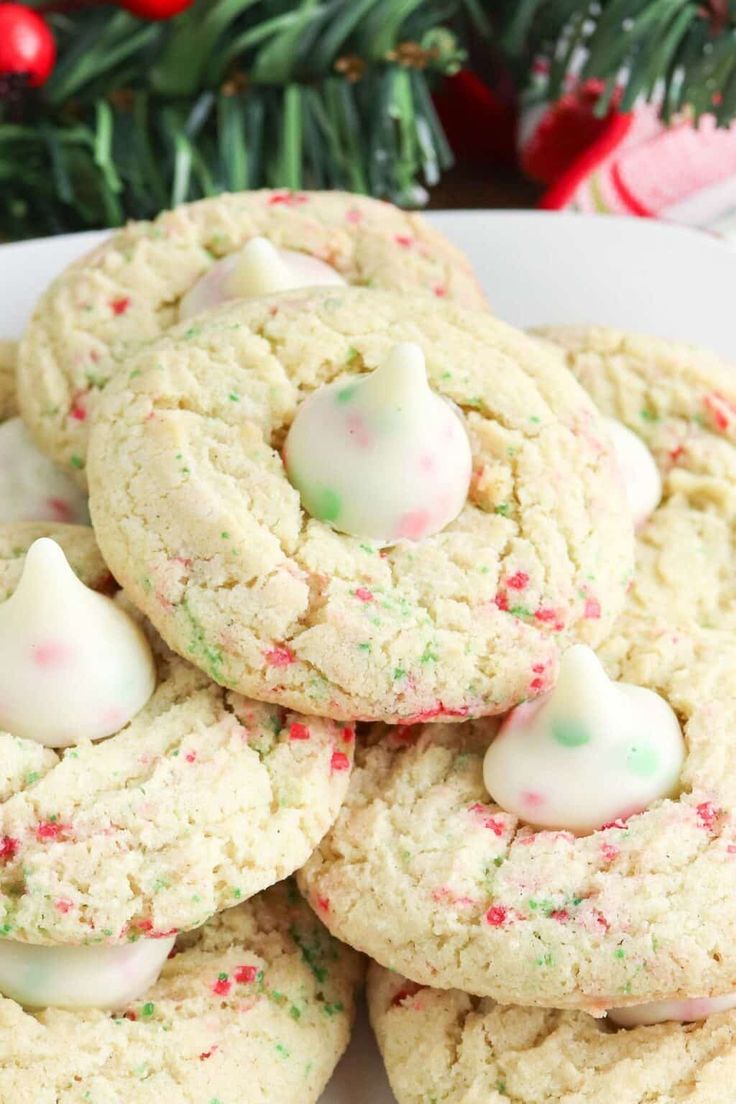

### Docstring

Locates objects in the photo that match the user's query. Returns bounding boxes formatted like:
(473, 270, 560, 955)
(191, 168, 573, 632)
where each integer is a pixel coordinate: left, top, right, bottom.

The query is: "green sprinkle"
(639, 407, 658, 423)
(509, 604, 532, 619)
(420, 644, 438, 664)
(336, 383, 358, 404)
(358, 642, 371, 652)
(552, 718, 590, 747)
(69, 454, 84, 470)
(529, 415, 540, 423)
(25, 772, 39, 785)
(232, 887, 242, 899)
(141, 1001, 155, 1017)
(322, 1000, 344, 1017)
(614, 948, 626, 959)
(217, 972, 228, 981)
(184, 325, 201, 339)
(441, 370, 452, 380)
(627, 744, 659, 777)
(359, 543, 375, 554)
(221, 531, 230, 539)
(129, 368, 142, 380)
(275, 1043, 290, 1058)
(312, 486, 342, 522)
(393, 667, 406, 680)
(228, 391, 240, 402)
(289, 1005, 302, 1020)
(345, 346, 359, 363)
(494, 503, 509, 516)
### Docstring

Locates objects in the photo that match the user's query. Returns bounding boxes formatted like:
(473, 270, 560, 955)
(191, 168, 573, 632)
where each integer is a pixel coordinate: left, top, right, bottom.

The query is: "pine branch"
(494, 0, 736, 124)
(0, 0, 483, 239)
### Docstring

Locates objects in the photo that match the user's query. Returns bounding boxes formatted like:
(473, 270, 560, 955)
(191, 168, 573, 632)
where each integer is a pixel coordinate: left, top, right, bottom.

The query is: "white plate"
(2, 209, 736, 1104)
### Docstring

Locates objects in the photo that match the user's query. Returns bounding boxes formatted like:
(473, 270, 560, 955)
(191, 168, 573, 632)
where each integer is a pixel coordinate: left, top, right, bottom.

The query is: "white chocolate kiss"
(0, 935, 175, 1010)
(603, 417, 662, 528)
(609, 992, 736, 1027)
(179, 235, 346, 318)
(284, 342, 473, 543)
(0, 418, 88, 525)
(0, 538, 156, 747)
(482, 645, 685, 833)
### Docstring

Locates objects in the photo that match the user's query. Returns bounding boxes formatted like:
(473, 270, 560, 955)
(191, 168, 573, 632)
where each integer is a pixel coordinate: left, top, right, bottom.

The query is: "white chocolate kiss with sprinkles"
(602, 416, 662, 528)
(179, 234, 346, 319)
(0, 418, 88, 526)
(284, 341, 473, 543)
(0, 538, 155, 746)
(482, 644, 685, 833)
(0, 934, 174, 1010)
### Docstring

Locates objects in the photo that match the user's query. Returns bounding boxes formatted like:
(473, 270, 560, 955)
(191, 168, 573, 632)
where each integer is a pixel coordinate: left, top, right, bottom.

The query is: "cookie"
(533, 324, 736, 510)
(299, 623, 736, 1011)
(87, 288, 633, 724)
(0, 525, 354, 944)
(0, 881, 363, 1103)
(0, 340, 18, 422)
(368, 962, 736, 1104)
(18, 190, 487, 481)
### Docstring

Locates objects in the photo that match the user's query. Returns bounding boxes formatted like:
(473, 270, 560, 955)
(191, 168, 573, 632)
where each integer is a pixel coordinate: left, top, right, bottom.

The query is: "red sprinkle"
(110, 296, 130, 316)
(529, 678, 545, 692)
(600, 842, 619, 863)
(212, 976, 232, 996)
(485, 905, 508, 927)
(0, 836, 18, 862)
(703, 393, 731, 432)
(289, 723, 311, 741)
(696, 802, 719, 831)
(394, 234, 413, 248)
(469, 803, 506, 836)
(550, 909, 569, 923)
(265, 646, 295, 668)
(341, 726, 354, 744)
(199, 1045, 219, 1061)
(55, 898, 73, 914)
(354, 587, 374, 603)
(316, 895, 330, 914)
(69, 393, 87, 421)
(391, 981, 422, 1006)
(584, 596, 601, 620)
(184, 750, 197, 763)
(46, 498, 75, 523)
(494, 591, 509, 612)
(137, 919, 154, 933)
(506, 571, 529, 590)
(433, 285, 447, 298)
(35, 821, 66, 841)
(330, 751, 350, 772)
(534, 608, 558, 623)
(234, 964, 258, 984)
(668, 444, 685, 464)
(267, 191, 308, 207)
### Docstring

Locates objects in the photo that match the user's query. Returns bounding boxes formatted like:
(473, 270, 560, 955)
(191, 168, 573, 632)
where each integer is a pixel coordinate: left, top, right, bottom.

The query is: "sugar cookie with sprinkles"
(0, 881, 363, 1103)
(0, 525, 354, 945)
(299, 623, 736, 1011)
(533, 325, 736, 501)
(86, 287, 633, 724)
(17, 189, 487, 482)
(368, 961, 736, 1104)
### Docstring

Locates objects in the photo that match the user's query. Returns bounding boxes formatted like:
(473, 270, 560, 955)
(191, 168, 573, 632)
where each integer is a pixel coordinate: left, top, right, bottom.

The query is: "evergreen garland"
(0, 0, 486, 239)
(3, 0, 736, 239)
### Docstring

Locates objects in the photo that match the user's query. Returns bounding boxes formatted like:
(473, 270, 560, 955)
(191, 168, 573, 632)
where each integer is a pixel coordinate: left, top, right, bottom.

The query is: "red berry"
(0, 4, 56, 87)
(119, 0, 194, 19)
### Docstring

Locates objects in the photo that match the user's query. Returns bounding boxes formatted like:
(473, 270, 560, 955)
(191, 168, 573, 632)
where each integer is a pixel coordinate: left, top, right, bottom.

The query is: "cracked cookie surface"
(87, 288, 633, 723)
(0, 882, 363, 1103)
(18, 190, 487, 481)
(368, 961, 736, 1104)
(0, 526, 353, 945)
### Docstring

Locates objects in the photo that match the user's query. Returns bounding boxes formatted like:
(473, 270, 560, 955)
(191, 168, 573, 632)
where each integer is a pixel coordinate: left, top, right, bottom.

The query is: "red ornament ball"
(119, 0, 194, 18)
(0, 3, 56, 87)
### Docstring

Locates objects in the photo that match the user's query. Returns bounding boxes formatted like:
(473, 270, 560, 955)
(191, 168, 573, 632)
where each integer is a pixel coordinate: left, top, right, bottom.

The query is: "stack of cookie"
(3, 189, 734, 1103)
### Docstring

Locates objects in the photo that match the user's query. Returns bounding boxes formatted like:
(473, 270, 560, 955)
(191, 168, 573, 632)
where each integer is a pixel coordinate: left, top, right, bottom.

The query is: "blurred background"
(3, 0, 736, 241)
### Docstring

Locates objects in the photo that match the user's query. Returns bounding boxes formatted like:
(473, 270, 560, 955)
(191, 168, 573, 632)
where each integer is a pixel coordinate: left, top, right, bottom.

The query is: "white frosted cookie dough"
(0, 883, 362, 1104)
